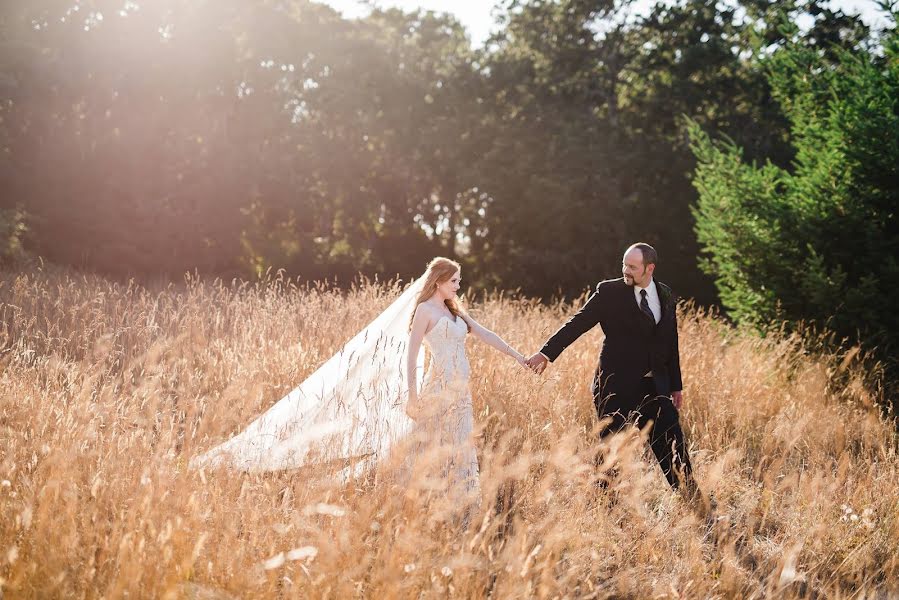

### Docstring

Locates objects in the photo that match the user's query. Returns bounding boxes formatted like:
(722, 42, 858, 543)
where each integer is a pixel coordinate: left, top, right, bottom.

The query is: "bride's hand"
(514, 352, 528, 368)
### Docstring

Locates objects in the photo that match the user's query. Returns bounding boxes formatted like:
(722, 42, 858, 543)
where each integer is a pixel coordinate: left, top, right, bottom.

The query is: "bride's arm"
(461, 313, 526, 366)
(407, 306, 429, 409)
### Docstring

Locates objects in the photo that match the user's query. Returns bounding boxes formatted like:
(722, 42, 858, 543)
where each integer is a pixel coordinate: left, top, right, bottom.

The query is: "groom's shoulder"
(596, 277, 625, 292)
(655, 279, 675, 295)
(655, 280, 678, 303)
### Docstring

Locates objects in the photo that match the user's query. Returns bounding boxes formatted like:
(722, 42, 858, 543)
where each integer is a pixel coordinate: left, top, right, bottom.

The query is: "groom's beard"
(623, 270, 646, 286)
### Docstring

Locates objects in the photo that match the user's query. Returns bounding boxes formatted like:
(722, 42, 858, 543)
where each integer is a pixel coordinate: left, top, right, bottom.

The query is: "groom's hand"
(671, 390, 683, 410)
(525, 352, 548, 374)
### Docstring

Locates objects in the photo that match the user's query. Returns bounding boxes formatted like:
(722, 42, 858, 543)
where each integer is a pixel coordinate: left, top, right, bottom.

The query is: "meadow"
(0, 266, 896, 598)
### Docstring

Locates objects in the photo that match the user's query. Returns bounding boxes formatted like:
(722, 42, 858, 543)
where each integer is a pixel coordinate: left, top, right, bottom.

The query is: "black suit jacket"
(540, 278, 683, 409)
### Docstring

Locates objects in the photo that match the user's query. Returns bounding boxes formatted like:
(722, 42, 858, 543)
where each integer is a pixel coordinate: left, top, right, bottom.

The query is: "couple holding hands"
(194, 242, 699, 511)
(405, 243, 696, 502)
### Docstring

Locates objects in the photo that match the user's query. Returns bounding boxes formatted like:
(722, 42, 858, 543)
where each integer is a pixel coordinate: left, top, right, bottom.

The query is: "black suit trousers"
(597, 378, 694, 490)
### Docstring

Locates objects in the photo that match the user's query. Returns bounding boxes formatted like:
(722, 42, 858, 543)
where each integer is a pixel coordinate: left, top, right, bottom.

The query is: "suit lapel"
(654, 280, 665, 323)
(656, 280, 674, 324)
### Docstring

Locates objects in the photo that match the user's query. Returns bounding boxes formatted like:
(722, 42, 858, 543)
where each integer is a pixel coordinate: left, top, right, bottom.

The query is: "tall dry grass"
(0, 265, 897, 598)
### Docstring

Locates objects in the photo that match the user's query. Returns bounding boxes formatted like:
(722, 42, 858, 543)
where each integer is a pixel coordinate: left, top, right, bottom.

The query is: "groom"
(526, 243, 696, 494)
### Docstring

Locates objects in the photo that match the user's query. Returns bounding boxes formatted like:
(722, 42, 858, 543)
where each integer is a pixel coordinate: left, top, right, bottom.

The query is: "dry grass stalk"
(0, 267, 896, 598)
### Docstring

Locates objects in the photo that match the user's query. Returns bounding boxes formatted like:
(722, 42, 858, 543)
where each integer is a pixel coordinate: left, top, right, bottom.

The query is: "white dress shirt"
(635, 278, 661, 324)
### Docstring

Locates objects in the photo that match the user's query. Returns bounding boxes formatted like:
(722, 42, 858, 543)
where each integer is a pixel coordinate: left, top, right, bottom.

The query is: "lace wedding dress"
(410, 315, 481, 500)
(191, 278, 480, 503)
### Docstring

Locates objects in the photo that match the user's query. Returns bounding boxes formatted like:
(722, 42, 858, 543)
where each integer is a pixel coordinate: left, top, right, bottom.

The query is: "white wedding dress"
(191, 278, 480, 503)
(411, 315, 480, 499)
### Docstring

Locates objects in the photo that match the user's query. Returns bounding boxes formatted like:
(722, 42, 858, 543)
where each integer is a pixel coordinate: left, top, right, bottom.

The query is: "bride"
(191, 257, 526, 500)
(404, 257, 527, 501)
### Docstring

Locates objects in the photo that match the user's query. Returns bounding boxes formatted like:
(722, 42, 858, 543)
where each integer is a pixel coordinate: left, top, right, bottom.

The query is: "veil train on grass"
(190, 277, 426, 475)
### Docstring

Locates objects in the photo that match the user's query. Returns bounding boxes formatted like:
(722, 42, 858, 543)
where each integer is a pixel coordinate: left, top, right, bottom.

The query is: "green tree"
(472, 0, 870, 300)
(616, 0, 873, 301)
(0, 208, 28, 264)
(474, 0, 637, 295)
(690, 9, 899, 394)
(1, 0, 482, 282)
(2, 0, 886, 306)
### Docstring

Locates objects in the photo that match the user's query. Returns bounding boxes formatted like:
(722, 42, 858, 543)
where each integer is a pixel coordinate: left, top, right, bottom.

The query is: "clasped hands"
(511, 351, 549, 374)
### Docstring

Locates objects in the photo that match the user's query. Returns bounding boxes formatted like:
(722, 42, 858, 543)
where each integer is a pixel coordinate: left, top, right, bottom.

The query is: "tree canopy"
(0, 0, 889, 304)
(690, 8, 898, 403)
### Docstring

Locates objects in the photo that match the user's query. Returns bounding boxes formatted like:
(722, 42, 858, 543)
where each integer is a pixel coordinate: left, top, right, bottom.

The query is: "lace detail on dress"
(414, 315, 480, 504)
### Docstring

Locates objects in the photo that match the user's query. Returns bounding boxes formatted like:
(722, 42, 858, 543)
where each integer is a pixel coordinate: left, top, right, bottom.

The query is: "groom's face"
(622, 248, 654, 287)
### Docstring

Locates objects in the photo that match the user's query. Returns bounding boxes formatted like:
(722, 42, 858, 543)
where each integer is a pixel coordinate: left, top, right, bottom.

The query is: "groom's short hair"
(628, 242, 658, 266)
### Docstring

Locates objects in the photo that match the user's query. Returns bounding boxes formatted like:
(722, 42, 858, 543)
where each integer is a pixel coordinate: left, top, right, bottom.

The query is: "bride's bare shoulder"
(412, 302, 437, 323)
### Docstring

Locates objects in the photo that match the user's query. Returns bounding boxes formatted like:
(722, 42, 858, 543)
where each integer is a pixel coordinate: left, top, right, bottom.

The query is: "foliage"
(690, 10, 899, 404)
(0, 0, 887, 304)
(0, 208, 28, 264)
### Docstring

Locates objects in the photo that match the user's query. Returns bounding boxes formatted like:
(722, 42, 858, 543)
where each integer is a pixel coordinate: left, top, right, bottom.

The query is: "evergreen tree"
(690, 10, 899, 403)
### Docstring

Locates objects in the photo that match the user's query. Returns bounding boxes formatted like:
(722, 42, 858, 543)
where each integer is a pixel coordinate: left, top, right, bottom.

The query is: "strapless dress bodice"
(422, 315, 470, 386)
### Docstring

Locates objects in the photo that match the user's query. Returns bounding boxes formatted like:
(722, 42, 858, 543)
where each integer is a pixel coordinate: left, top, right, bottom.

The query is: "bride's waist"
(426, 353, 469, 366)
(423, 361, 471, 382)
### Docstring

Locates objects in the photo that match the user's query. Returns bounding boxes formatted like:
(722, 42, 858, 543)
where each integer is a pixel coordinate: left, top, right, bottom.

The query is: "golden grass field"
(1, 266, 897, 598)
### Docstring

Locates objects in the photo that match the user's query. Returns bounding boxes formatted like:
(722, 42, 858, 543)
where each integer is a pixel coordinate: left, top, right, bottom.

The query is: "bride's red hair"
(409, 257, 470, 332)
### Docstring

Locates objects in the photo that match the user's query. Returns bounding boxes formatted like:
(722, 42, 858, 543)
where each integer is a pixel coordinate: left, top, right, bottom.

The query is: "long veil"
(190, 276, 426, 473)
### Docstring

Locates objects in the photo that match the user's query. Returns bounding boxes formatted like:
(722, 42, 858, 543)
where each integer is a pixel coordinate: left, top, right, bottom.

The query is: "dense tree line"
(0, 0, 886, 305)
(691, 7, 899, 408)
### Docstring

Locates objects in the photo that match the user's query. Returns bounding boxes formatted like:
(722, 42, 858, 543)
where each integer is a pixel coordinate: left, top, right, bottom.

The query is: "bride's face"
(436, 269, 461, 300)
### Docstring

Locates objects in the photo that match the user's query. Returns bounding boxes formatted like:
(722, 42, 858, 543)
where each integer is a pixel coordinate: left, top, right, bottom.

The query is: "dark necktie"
(640, 289, 655, 323)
